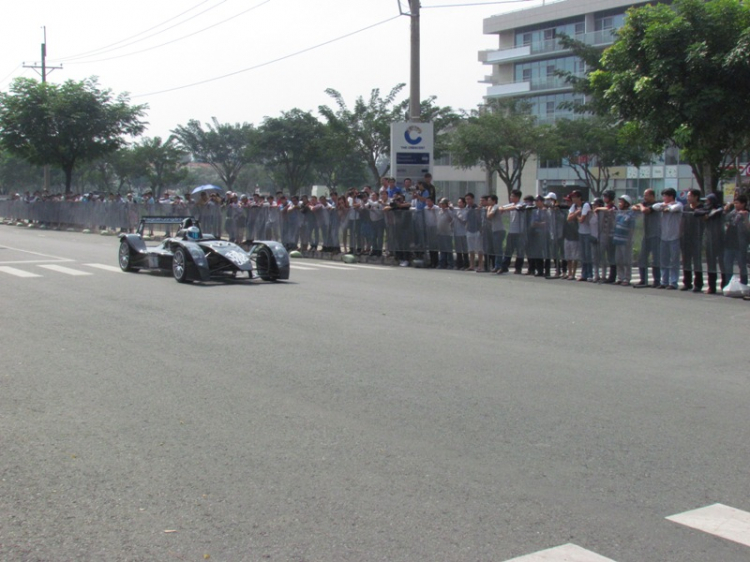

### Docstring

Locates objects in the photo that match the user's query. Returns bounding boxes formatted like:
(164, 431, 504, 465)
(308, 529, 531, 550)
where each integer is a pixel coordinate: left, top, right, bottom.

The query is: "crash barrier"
(1, 199, 747, 286)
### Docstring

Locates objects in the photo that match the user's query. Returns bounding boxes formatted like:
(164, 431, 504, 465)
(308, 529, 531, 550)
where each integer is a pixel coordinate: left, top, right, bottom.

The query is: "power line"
(133, 14, 402, 98)
(422, 0, 536, 7)
(53, 0, 231, 63)
(64, 0, 271, 65)
(0, 64, 23, 87)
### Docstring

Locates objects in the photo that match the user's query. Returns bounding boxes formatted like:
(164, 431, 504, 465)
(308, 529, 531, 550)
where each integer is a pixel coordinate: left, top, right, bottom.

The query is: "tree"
(131, 136, 188, 197)
(319, 84, 405, 184)
(256, 109, 324, 195)
(587, 0, 750, 193)
(172, 118, 256, 191)
(314, 123, 369, 191)
(551, 116, 650, 197)
(0, 77, 147, 193)
(449, 99, 552, 199)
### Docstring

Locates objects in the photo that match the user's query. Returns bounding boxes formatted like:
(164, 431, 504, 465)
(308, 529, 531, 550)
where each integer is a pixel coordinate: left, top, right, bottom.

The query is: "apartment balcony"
(486, 77, 577, 98)
(479, 30, 617, 65)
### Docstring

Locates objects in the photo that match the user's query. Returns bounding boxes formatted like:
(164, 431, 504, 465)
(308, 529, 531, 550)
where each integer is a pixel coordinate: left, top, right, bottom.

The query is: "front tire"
(172, 248, 191, 283)
(119, 240, 137, 272)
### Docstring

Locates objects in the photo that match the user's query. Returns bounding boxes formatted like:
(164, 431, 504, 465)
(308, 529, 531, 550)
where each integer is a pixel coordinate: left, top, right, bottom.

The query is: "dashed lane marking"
(0, 266, 42, 278)
(83, 263, 124, 273)
(504, 543, 617, 561)
(37, 264, 92, 276)
(666, 503, 750, 547)
(290, 264, 321, 271)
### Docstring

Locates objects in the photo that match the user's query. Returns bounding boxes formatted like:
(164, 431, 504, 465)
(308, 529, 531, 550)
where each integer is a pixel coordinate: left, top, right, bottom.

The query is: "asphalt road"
(1, 225, 750, 562)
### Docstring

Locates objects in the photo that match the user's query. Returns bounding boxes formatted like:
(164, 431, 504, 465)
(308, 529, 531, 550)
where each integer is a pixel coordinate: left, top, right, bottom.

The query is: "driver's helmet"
(186, 226, 201, 240)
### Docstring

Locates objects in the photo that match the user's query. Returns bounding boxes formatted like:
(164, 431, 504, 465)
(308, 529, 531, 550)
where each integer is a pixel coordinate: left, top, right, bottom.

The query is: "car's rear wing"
(137, 216, 199, 236)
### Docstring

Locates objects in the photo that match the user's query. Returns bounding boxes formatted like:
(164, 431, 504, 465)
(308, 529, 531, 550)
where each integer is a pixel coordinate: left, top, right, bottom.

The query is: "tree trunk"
(64, 165, 74, 194)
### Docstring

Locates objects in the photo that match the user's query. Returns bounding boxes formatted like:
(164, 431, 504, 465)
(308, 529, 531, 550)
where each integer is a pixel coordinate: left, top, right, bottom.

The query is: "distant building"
(479, 0, 706, 199)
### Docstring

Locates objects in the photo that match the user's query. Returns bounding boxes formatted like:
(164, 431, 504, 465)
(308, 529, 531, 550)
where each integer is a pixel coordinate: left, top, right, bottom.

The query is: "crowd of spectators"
(2, 175, 749, 298)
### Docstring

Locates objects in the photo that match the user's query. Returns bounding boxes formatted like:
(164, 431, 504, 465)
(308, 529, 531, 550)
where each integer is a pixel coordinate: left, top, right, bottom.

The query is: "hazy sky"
(1, 0, 546, 138)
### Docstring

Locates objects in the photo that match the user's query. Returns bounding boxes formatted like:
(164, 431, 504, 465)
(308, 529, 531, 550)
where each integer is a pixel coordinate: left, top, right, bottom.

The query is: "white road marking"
(666, 503, 750, 547)
(0, 259, 75, 265)
(38, 264, 92, 276)
(341, 263, 393, 271)
(290, 265, 319, 271)
(0, 266, 42, 278)
(504, 544, 618, 562)
(301, 263, 352, 270)
(0, 245, 72, 262)
(83, 263, 124, 273)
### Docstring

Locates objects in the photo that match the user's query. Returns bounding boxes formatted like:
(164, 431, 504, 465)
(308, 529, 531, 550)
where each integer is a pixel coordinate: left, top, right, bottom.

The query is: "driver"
(185, 226, 202, 240)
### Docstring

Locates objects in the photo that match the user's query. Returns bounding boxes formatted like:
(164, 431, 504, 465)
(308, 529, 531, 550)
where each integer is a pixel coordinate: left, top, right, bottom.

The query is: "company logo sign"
(404, 125, 423, 146)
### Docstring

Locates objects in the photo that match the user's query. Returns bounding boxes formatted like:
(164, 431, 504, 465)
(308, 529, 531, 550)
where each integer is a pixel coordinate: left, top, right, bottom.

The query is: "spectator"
(563, 194, 580, 280)
(694, 193, 725, 294)
(680, 188, 704, 292)
(486, 194, 506, 273)
(723, 193, 749, 288)
(526, 195, 549, 277)
(500, 189, 524, 274)
(436, 198, 455, 269)
(568, 190, 592, 281)
(453, 197, 470, 270)
(464, 193, 484, 272)
(613, 195, 636, 285)
(632, 189, 661, 288)
(652, 187, 684, 290)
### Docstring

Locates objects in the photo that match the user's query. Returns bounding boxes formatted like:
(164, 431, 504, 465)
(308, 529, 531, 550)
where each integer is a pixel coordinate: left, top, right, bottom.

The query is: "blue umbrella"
(192, 184, 224, 196)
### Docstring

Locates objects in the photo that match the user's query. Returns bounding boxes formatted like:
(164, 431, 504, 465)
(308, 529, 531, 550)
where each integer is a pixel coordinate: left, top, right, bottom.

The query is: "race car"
(117, 216, 289, 283)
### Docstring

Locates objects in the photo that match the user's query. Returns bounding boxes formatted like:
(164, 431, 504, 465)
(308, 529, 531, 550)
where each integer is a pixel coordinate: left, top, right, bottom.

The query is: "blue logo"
(405, 126, 422, 146)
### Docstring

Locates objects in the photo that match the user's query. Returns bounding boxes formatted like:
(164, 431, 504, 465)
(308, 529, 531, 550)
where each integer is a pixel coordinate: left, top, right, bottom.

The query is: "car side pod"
(250, 240, 290, 281)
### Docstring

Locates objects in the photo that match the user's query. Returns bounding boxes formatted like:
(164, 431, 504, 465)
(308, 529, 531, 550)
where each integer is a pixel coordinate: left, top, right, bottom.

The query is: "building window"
(522, 68, 532, 82)
(596, 17, 614, 31)
(522, 32, 532, 46)
(575, 22, 585, 35)
(546, 101, 555, 116)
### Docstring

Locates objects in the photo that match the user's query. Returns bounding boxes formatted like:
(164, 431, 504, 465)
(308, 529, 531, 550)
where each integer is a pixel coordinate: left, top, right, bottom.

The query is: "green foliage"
(0, 149, 43, 194)
(587, 0, 750, 192)
(0, 77, 147, 193)
(172, 118, 256, 191)
(449, 99, 553, 198)
(256, 108, 325, 195)
(314, 123, 369, 190)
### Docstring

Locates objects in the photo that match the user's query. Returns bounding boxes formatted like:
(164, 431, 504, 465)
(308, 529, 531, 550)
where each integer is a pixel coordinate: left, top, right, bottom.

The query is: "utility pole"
(409, 0, 421, 122)
(23, 26, 62, 191)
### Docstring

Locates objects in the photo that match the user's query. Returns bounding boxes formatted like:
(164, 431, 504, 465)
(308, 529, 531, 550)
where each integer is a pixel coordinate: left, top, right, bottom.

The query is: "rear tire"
(172, 248, 190, 283)
(255, 245, 278, 282)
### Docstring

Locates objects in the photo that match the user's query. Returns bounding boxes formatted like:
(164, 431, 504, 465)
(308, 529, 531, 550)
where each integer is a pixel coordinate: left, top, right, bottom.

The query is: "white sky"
(1, 0, 546, 139)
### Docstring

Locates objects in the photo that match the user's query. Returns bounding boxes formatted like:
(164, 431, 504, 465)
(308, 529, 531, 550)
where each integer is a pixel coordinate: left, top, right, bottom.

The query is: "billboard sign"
(390, 122, 434, 188)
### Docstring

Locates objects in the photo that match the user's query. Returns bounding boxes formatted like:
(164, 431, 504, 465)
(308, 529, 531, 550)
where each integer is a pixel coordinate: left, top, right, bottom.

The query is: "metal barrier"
(1, 199, 747, 288)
